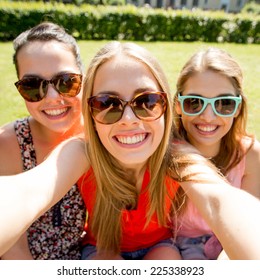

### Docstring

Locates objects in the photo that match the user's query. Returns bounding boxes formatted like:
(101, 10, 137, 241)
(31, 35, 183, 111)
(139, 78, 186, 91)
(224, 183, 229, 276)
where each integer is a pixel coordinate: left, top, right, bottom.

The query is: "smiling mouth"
(43, 108, 69, 116)
(116, 133, 147, 145)
(196, 125, 218, 132)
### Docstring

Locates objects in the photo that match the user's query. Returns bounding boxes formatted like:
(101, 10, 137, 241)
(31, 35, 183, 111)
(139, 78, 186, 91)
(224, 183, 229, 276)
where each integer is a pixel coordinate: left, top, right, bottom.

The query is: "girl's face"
(175, 70, 240, 157)
(17, 40, 82, 134)
(92, 55, 165, 170)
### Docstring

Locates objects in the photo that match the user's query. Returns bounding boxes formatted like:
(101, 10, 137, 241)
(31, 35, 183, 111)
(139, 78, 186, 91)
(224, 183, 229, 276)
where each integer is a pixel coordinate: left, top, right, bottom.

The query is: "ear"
(234, 103, 242, 118)
(175, 100, 182, 115)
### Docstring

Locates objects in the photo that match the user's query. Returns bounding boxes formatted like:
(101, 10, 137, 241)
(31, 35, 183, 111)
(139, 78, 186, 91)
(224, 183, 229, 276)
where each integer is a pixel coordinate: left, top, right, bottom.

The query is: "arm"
(0, 122, 24, 175)
(0, 122, 34, 259)
(0, 137, 88, 256)
(1, 233, 33, 260)
(242, 138, 260, 198)
(178, 156, 260, 260)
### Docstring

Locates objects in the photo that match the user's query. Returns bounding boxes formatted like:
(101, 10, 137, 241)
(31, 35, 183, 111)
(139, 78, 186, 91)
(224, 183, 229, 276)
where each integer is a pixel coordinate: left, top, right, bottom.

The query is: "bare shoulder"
(0, 122, 22, 175)
(243, 136, 260, 173)
(0, 122, 16, 139)
(241, 136, 260, 197)
(244, 136, 260, 161)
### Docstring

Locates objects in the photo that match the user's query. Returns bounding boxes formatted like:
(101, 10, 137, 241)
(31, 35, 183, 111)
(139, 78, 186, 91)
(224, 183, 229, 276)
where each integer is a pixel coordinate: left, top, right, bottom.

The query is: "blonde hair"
(174, 47, 253, 174)
(81, 41, 176, 253)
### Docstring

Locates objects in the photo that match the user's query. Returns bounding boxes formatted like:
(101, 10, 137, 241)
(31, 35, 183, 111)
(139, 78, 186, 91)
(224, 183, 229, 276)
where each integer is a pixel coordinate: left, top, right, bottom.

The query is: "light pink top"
(176, 156, 246, 237)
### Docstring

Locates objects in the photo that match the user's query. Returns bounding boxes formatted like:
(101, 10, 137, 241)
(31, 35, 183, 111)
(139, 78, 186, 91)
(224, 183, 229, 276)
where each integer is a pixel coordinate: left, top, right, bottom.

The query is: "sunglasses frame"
(14, 73, 83, 102)
(88, 91, 167, 125)
(177, 93, 242, 117)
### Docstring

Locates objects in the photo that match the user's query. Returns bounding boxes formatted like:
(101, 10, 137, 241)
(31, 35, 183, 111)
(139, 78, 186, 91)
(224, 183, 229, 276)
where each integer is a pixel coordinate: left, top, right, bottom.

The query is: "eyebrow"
(21, 74, 42, 79)
(21, 71, 73, 79)
(95, 87, 160, 97)
(185, 93, 237, 97)
(134, 87, 159, 94)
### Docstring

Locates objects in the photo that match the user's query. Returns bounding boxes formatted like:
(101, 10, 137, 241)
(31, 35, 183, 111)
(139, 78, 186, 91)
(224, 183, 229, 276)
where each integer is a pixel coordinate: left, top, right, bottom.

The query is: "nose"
(199, 104, 217, 121)
(44, 83, 61, 100)
(119, 105, 139, 124)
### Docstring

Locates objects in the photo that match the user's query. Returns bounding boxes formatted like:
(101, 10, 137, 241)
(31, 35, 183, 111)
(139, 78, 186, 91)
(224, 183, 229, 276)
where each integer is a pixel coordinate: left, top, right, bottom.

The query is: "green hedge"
(0, 1, 259, 43)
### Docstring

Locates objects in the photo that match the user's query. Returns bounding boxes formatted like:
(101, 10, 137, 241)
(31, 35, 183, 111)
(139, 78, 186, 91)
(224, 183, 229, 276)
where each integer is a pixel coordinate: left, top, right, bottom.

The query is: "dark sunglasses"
(178, 94, 242, 117)
(15, 73, 82, 102)
(88, 92, 167, 125)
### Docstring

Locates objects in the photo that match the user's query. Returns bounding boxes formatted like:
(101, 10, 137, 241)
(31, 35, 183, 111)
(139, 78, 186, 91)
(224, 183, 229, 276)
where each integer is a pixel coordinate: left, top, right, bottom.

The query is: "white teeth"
(44, 108, 68, 116)
(116, 134, 146, 144)
(197, 125, 217, 132)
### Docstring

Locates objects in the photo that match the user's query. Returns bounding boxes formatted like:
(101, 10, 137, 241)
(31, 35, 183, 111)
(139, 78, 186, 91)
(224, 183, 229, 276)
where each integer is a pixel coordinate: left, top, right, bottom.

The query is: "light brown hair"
(174, 47, 253, 174)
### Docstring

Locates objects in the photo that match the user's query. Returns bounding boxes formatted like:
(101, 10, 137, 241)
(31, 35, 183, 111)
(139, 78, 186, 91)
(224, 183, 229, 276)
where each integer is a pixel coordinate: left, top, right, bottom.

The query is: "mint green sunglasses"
(178, 94, 242, 117)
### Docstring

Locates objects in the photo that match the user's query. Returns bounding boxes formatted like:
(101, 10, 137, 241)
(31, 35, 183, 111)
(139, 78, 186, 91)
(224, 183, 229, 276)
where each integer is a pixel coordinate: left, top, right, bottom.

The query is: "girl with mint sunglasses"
(173, 47, 260, 260)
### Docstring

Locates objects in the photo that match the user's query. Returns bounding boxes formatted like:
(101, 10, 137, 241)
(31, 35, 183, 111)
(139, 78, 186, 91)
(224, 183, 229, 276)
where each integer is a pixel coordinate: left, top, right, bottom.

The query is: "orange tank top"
(78, 169, 179, 251)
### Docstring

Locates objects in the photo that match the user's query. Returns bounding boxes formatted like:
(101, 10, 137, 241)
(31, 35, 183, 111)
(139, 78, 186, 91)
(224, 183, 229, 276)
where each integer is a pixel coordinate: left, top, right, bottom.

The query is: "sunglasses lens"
(89, 93, 166, 124)
(15, 78, 46, 102)
(53, 74, 82, 97)
(133, 93, 166, 120)
(183, 97, 204, 115)
(215, 99, 237, 115)
(15, 73, 82, 102)
(89, 95, 123, 124)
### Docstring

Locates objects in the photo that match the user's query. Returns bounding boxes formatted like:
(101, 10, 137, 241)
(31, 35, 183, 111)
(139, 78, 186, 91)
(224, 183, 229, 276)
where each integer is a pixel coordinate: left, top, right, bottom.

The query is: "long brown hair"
(81, 41, 178, 253)
(174, 47, 253, 175)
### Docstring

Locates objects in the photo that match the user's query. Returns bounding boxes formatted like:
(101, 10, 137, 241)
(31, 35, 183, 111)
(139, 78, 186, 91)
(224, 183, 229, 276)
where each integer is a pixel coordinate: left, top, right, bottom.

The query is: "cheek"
(224, 118, 235, 132)
(179, 115, 193, 131)
(63, 96, 82, 115)
(72, 97, 82, 111)
(25, 101, 38, 115)
(68, 94, 81, 105)
(95, 123, 110, 146)
(153, 117, 165, 145)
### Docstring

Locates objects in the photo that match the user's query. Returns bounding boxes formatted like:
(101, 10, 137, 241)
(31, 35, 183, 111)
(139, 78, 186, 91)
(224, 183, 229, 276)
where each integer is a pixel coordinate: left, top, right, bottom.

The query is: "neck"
(124, 163, 147, 193)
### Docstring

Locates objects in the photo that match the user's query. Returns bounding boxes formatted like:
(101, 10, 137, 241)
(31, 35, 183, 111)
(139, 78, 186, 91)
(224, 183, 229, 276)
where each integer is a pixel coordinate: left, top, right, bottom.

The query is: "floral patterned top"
(14, 117, 86, 260)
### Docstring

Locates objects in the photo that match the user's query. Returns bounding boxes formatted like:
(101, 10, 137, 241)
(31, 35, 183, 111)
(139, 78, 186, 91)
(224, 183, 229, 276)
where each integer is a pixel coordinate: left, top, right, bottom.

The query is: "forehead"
(92, 55, 160, 96)
(16, 40, 79, 78)
(18, 40, 72, 58)
(183, 70, 236, 96)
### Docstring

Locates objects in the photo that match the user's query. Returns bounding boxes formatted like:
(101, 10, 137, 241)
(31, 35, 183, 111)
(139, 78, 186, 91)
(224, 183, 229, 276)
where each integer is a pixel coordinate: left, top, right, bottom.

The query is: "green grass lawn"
(0, 41, 260, 138)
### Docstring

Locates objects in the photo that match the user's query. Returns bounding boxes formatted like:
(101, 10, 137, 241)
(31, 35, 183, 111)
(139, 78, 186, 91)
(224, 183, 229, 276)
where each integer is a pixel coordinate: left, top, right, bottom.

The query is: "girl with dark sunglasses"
(0, 22, 86, 260)
(173, 47, 260, 260)
(79, 41, 181, 260)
